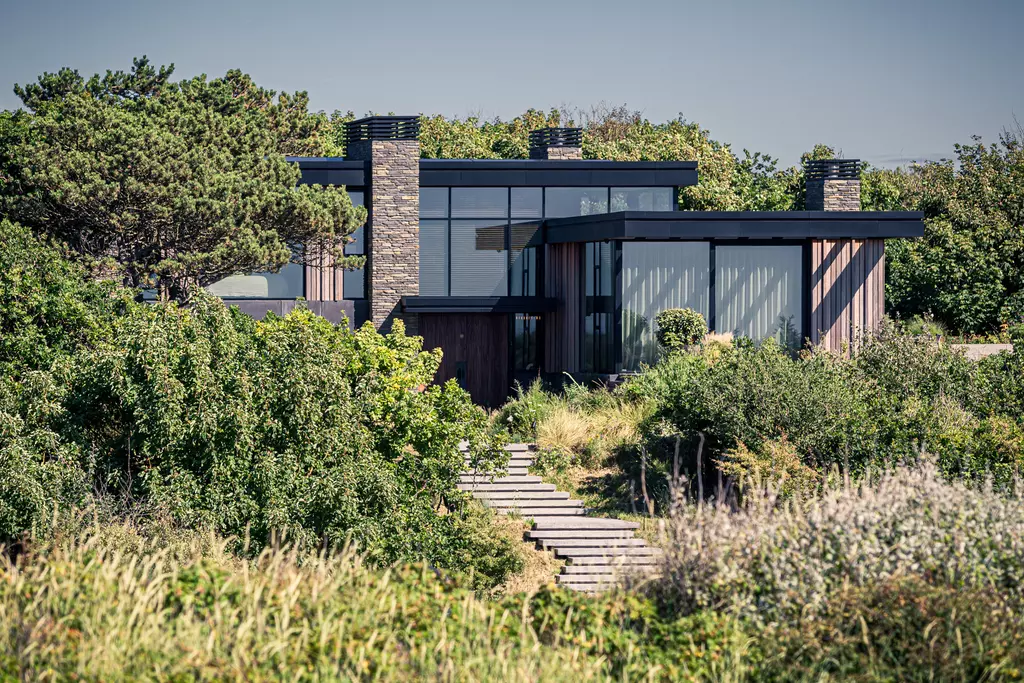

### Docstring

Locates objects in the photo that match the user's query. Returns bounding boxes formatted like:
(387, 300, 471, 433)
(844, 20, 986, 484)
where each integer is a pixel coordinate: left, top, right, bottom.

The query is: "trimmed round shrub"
(655, 308, 708, 353)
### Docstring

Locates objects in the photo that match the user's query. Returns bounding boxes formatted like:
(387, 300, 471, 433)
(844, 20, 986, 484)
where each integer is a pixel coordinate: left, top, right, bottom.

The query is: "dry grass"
(491, 516, 564, 596)
(0, 522, 618, 682)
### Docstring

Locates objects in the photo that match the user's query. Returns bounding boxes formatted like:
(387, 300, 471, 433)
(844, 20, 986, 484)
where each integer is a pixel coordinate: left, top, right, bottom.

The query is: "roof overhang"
(288, 157, 367, 187)
(544, 211, 926, 243)
(419, 160, 697, 188)
(402, 296, 556, 314)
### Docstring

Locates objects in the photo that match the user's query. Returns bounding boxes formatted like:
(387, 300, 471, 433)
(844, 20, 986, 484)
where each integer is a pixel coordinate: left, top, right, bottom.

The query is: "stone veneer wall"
(806, 179, 861, 211)
(347, 139, 420, 334)
(529, 146, 583, 160)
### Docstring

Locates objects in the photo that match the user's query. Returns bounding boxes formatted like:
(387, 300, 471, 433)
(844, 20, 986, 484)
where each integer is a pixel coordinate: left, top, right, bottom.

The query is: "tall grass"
(0, 523, 614, 682)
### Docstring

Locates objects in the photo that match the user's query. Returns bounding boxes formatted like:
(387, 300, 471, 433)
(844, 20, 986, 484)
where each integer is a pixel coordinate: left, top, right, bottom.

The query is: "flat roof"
(286, 157, 698, 189)
(401, 296, 556, 314)
(544, 211, 925, 242)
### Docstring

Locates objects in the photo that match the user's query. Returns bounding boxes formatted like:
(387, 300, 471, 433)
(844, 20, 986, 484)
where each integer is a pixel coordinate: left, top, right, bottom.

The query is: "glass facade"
(621, 242, 710, 370)
(583, 242, 615, 374)
(342, 191, 366, 299)
(205, 263, 305, 299)
(715, 245, 803, 349)
(418, 186, 675, 297)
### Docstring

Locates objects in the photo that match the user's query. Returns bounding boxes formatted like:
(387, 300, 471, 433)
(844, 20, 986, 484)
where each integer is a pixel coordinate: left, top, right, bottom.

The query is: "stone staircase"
(459, 443, 662, 592)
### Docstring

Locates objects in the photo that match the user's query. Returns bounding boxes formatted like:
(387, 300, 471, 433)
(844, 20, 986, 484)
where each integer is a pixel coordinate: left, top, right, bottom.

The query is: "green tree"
(3, 57, 364, 300)
(886, 130, 1024, 334)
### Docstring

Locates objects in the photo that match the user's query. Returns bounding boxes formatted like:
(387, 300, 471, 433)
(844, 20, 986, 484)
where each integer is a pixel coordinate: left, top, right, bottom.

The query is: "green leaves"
(4, 58, 365, 300)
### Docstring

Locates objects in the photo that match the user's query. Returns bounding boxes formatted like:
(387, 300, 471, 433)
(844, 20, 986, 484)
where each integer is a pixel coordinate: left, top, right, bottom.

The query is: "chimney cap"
(344, 116, 421, 144)
(805, 159, 860, 180)
(529, 127, 583, 151)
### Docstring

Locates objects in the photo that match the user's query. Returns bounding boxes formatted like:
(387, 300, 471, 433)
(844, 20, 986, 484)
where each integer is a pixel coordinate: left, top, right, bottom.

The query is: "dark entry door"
(420, 313, 509, 408)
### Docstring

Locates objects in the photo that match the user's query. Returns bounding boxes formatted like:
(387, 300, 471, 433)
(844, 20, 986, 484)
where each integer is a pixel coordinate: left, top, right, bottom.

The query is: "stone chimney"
(344, 116, 421, 334)
(529, 127, 583, 160)
(805, 159, 861, 211)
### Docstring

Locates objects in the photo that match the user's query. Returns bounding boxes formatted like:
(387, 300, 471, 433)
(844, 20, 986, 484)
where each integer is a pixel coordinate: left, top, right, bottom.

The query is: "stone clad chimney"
(805, 159, 861, 211)
(344, 116, 421, 334)
(529, 127, 583, 160)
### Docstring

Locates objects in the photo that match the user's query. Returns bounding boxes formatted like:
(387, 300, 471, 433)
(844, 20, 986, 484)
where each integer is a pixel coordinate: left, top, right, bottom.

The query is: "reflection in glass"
(343, 191, 366, 299)
(716, 245, 803, 348)
(419, 187, 449, 218)
(450, 220, 507, 296)
(419, 220, 448, 295)
(511, 188, 543, 218)
(621, 242, 710, 370)
(206, 262, 305, 299)
(451, 188, 509, 218)
(510, 222, 541, 296)
(583, 242, 615, 373)
(611, 187, 673, 212)
(513, 314, 539, 370)
(545, 188, 609, 217)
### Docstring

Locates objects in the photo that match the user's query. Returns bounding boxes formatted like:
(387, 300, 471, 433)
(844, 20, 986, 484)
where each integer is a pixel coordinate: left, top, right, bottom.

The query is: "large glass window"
(611, 187, 673, 212)
(343, 190, 366, 299)
(545, 188, 609, 218)
(419, 220, 448, 295)
(419, 188, 448, 218)
(450, 220, 507, 296)
(513, 314, 540, 370)
(510, 222, 541, 296)
(621, 242, 710, 370)
(451, 188, 508, 218)
(716, 245, 803, 348)
(584, 242, 615, 373)
(511, 188, 543, 218)
(206, 263, 305, 299)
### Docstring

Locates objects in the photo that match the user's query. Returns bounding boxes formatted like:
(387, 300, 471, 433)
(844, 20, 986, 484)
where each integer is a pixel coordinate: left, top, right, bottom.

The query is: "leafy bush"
(652, 462, 1024, 623)
(654, 308, 707, 353)
(0, 225, 516, 586)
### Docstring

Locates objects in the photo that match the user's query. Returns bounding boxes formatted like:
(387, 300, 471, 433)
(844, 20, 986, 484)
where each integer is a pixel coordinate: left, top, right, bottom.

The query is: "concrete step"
(493, 508, 587, 517)
(538, 538, 646, 549)
(457, 483, 556, 492)
(555, 574, 620, 586)
(555, 547, 662, 558)
(459, 442, 535, 453)
(459, 474, 541, 484)
(480, 498, 581, 507)
(565, 555, 661, 566)
(526, 529, 636, 541)
(460, 471, 532, 481)
(473, 490, 570, 500)
(531, 518, 640, 531)
(560, 564, 660, 575)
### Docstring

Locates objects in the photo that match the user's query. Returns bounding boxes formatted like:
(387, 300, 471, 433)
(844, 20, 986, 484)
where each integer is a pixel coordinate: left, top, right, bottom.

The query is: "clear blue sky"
(1, 0, 1020, 167)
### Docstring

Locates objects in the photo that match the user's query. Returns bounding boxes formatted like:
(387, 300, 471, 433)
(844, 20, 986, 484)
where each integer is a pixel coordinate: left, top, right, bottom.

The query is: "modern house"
(207, 116, 924, 406)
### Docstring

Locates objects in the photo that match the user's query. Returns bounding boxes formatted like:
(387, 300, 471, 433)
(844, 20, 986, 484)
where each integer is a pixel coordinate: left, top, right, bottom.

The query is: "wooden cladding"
(543, 242, 582, 373)
(420, 313, 509, 408)
(810, 239, 885, 353)
(303, 245, 344, 302)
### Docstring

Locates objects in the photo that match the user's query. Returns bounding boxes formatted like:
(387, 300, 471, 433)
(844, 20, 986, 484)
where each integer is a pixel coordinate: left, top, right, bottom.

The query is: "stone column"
(805, 159, 861, 211)
(528, 127, 583, 160)
(346, 135, 420, 335)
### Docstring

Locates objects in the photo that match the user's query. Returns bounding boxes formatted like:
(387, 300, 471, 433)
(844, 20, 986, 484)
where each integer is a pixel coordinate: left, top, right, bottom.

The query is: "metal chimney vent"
(344, 116, 421, 144)
(805, 159, 860, 180)
(528, 127, 583, 151)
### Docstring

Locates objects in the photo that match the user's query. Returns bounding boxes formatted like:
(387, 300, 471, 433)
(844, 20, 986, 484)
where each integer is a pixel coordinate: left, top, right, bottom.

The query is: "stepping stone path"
(460, 443, 662, 592)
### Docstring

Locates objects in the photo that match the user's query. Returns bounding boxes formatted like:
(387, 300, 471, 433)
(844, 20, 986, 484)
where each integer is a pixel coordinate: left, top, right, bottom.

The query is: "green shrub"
(654, 308, 707, 353)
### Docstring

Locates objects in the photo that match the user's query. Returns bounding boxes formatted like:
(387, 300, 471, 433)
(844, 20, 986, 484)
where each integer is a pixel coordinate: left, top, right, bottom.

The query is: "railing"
(343, 116, 421, 143)
(528, 127, 583, 150)
(805, 159, 860, 180)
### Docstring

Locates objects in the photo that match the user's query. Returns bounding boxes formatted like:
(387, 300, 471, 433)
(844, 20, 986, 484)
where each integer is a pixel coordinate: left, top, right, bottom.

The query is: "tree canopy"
(1, 57, 364, 300)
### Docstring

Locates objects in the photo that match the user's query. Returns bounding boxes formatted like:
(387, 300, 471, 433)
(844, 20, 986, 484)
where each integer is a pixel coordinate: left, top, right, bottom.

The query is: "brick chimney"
(344, 116, 421, 334)
(529, 127, 583, 160)
(805, 159, 861, 211)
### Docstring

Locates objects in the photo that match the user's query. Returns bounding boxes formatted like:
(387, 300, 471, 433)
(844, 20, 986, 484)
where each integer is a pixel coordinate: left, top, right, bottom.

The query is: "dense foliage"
(1, 58, 364, 300)
(654, 308, 708, 352)
(0, 221, 519, 586)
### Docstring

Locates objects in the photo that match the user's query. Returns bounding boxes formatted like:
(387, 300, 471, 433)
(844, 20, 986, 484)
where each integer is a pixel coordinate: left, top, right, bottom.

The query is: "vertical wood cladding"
(347, 139, 420, 334)
(304, 243, 343, 302)
(420, 313, 509, 408)
(811, 239, 885, 353)
(543, 242, 581, 373)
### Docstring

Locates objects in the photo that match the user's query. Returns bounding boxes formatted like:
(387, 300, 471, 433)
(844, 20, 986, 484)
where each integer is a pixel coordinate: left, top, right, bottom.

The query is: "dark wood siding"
(543, 242, 581, 373)
(810, 239, 885, 353)
(420, 313, 509, 408)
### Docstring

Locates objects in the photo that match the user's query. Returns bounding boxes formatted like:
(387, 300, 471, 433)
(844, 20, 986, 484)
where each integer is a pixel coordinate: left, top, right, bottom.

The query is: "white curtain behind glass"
(621, 242, 710, 370)
(715, 245, 802, 347)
